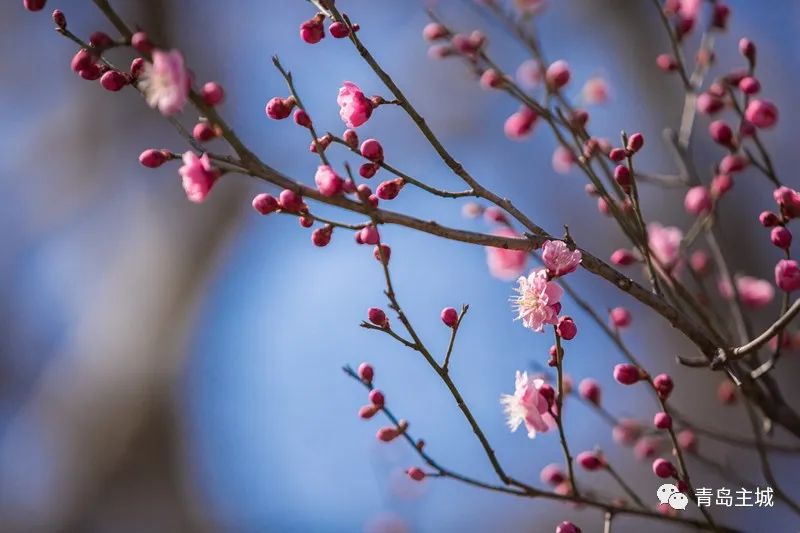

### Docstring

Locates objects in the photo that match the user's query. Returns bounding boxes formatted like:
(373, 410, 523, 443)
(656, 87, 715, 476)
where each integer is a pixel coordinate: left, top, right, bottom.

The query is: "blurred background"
(3, 0, 800, 531)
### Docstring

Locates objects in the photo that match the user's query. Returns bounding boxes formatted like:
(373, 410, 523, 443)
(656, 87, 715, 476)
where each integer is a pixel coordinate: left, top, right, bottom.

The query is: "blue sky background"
(3, 1, 800, 531)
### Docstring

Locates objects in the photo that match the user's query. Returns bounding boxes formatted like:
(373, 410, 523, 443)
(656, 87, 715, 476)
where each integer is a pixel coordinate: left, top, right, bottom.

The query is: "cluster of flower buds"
(299, 11, 359, 45)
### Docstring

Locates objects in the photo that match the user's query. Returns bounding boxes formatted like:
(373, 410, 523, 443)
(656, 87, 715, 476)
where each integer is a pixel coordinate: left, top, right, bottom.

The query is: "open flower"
(511, 268, 563, 332)
(486, 227, 528, 280)
(179, 151, 217, 203)
(501, 371, 550, 439)
(337, 81, 373, 128)
(139, 49, 190, 116)
(542, 240, 581, 276)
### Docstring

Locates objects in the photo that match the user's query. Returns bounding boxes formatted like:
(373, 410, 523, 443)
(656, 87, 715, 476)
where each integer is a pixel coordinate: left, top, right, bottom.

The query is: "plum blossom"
(337, 81, 373, 128)
(648, 222, 683, 269)
(179, 151, 217, 203)
(500, 371, 550, 438)
(139, 49, 190, 116)
(511, 268, 563, 332)
(486, 227, 527, 280)
(541, 240, 582, 276)
(582, 76, 609, 105)
(314, 164, 344, 197)
(719, 276, 775, 308)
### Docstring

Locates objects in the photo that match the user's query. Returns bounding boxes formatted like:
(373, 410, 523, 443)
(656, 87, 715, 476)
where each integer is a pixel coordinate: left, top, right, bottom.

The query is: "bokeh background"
(3, 1, 800, 531)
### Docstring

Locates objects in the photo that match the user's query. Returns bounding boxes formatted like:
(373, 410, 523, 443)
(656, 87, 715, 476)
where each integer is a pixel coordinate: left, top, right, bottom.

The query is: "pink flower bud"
(613, 165, 631, 189)
(653, 373, 674, 399)
(578, 378, 601, 405)
(597, 197, 611, 216)
(576, 451, 604, 471)
(278, 189, 304, 212)
(311, 226, 333, 247)
(265, 97, 294, 120)
(608, 148, 626, 162)
(718, 154, 747, 174)
(139, 149, 167, 168)
(690, 250, 711, 276)
(406, 467, 426, 481)
(342, 129, 359, 149)
(609, 307, 631, 328)
(329, 21, 350, 38)
(712, 3, 730, 29)
(652, 458, 675, 478)
(708, 120, 733, 146)
(131, 31, 153, 54)
(480, 68, 504, 89)
(613, 419, 642, 446)
(738, 76, 760, 95)
(504, 107, 538, 140)
(376, 179, 404, 200)
(192, 122, 216, 142)
(376, 426, 399, 442)
(360, 225, 380, 245)
(252, 193, 279, 215)
(89, 31, 113, 49)
(710, 174, 733, 198)
(759, 211, 780, 227)
(684, 186, 712, 216)
(300, 16, 325, 44)
(315, 165, 344, 197)
(771, 226, 792, 249)
(739, 38, 756, 62)
(71, 49, 94, 73)
(52, 9, 66, 29)
(441, 307, 458, 327)
(369, 389, 385, 407)
(374, 244, 391, 264)
(635, 437, 659, 459)
(613, 363, 643, 385)
(293, 109, 312, 128)
(697, 92, 724, 115)
(368, 307, 388, 327)
(745, 99, 778, 129)
(358, 362, 374, 382)
(130, 57, 146, 79)
(653, 412, 672, 429)
(23, 0, 46, 12)
(718, 380, 737, 405)
(358, 404, 379, 419)
(299, 216, 313, 229)
(545, 60, 571, 90)
(776, 259, 800, 292)
(201, 82, 225, 106)
(656, 54, 678, 72)
(360, 139, 384, 162)
(774, 186, 800, 218)
(626, 132, 644, 153)
(423, 22, 448, 41)
(611, 249, 637, 266)
(540, 464, 566, 486)
(677, 429, 698, 453)
(556, 521, 582, 533)
(557, 316, 577, 340)
(359, 163, 378, 179)
(78, 64, 101, 81)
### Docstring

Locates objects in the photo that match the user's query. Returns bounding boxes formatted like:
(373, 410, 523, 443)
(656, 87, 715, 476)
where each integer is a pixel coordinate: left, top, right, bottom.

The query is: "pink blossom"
(500, 371, 550, 438)
(745, 99, 778, 129)
(179, 151, 217, 203)
(541, 240, 582, 276)
(776, 259, 800, 292)
(511, 268, 563, 332)
(552, 146, 574, 174)
(486, 227, 528, 280)
(684, 186, 712, 215)
(337, 81, 373, 128)
(582, 77, 609, 105)
(140, 49, 190, 116)
(314, 165, 344, 197)
(647, 222, 682, 269)
(718, 276, 774, 307)
(774, 186, 800, 218)
(516, 59, 542, 89)
(504, 106, 537, 140)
